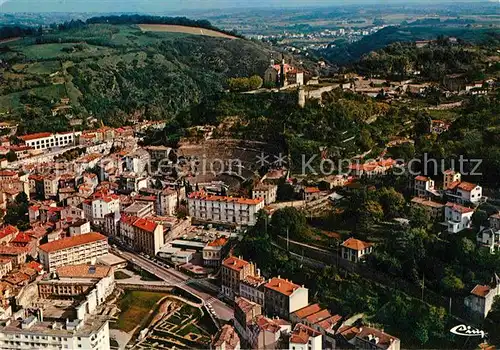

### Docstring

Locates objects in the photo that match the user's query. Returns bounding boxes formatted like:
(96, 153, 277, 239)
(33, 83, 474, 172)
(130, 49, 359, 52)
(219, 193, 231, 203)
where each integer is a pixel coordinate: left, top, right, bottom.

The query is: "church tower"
(280, 54, 286, 88)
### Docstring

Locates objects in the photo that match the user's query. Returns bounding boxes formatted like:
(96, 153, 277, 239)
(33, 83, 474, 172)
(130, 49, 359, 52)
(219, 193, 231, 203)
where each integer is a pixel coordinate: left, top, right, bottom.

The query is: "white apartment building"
(187, 191, 264, 226)
(252, 184, 278, 205)
(0, 316, 110, 350)
(444, 202, 474, 234)
(159, 188, 178, 216)
(445, 181, 483, 205)
(414, 176, 435, 198)
(20, 131, 81, 151)
(83, 194, 120, 225)
(124, 149, 151, 175)
(39, 232, 109, 272)
(465, 275, 500, 319)
(239, 274, 266, 306)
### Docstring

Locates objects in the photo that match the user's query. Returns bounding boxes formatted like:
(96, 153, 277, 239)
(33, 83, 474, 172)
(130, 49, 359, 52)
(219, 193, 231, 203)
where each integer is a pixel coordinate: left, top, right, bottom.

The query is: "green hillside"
(321, 25, 500, 65)
(0, 22, 275, 133)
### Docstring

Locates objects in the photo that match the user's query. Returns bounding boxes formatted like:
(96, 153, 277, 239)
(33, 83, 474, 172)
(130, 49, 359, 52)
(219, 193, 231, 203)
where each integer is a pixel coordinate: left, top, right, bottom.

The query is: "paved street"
(114, 249, 234, 321)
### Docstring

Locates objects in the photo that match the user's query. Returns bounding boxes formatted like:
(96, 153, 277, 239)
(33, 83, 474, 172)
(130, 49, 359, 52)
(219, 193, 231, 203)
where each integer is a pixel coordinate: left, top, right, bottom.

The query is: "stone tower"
(298, 85, 306, 108)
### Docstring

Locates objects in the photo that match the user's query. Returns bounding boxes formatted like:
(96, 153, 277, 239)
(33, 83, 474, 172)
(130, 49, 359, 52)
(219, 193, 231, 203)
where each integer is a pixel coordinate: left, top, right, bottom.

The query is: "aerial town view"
(0, 0, 499, 349)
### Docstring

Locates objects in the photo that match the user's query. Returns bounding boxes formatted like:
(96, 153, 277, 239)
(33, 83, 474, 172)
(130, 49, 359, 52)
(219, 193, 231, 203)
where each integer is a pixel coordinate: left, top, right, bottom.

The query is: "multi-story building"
(252, 184, 277, 205)
(39, 264, 115, 305)
(234, 297, 262, 345)
(221, 256, 255, 300)
(159, 188, 178, 216)
(68, 219, 91, 236)
(131, 218, 164, 256)
(341, 237, 374, 263)
(119, 173, 149, 193)
(414, 176, 435, 198)
(289, 323, 322, 350)
(0, 316, 110, 350)
(239, 274, 265, 306)
(444, 202, 474, 234)
(43, 174, 60, 200)
(202, 237, 229, 268)
(187, 191, 264, 226)
(124, 149, 151, 175)
(39, 232, 108, 272)
(145, 145, 171, 164)
(410, 197, 445, 220)
(443, 169, 461, 189)
(477, 228, 500, 254)
(445, 181, 483, 205)
(123, 201, 154, 218)
(19, 131, 81, 151)
(264, 277, 309, 319)
(465, 275, 500, 319)
(82, 192, 120, 225)
(0, 259, 12, 279)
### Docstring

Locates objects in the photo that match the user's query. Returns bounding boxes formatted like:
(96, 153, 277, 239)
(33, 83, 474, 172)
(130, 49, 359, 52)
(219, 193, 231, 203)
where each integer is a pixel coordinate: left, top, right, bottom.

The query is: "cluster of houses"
(212, 255, 399, 350)
(411, 169, 485, 234)
(411, 170, 500, 319)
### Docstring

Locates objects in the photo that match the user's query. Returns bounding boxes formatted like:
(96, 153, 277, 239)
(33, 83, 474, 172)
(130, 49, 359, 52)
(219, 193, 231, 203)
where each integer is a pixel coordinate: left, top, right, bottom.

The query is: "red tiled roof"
(0, 171, 17, 177)
(471, 284, 491, 298)
(39, 232, 106, 253)
(212, 324, 240, 350)
(255, 315, 282, 334)
(207, 237, 228, 247)
(19, 132, 52, 141)
(337, 325, 360, 341)
(446, 181, 461, 190)
(446, 202, 475, 214)
(0, 225, 18, 240)
(305, 309, 331, 324)
(56, 264, 111, 279)
(188, 191, 263, 205)
(132, 218, 157, 233)
(356, 326, 399, 349)
(458, 181, 479, 192)
(0, 245, 28, 255)
(264, 277, 301, 296)
(290, 323, 321, 344)
(272, 63, 294, 73)
(304, 187, 320, 194)
(293, 304, 322, 319)
(222, 256, 249, 272)
(120, 214, 139, 226)
(11, 232, 32, 244)
(341, 237, 373, 251)
(25, 261, 43, 273)
(415, 175, 430, 182)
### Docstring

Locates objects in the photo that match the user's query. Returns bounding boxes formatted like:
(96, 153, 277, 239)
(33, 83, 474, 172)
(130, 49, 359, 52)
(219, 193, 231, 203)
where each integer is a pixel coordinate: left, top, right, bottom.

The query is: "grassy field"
(15, 43, 115, 61)
(114, 291, 167, 332)
(138, 24, 237, 39)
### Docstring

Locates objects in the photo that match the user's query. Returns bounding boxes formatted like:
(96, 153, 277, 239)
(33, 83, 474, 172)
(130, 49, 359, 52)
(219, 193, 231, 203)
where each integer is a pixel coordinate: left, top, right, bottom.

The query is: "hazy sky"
(0, 0, 492, 13)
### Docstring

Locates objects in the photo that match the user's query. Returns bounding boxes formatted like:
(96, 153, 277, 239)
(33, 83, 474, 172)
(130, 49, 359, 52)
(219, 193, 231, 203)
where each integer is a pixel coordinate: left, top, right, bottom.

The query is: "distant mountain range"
(0, 0, 492, 13)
